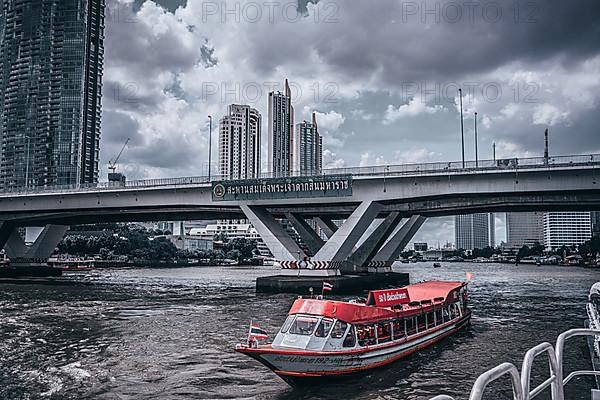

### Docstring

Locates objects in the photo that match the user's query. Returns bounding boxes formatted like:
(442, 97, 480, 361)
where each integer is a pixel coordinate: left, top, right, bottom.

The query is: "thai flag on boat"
(249, 324, 269, 339)
(322, 282, 333, 292)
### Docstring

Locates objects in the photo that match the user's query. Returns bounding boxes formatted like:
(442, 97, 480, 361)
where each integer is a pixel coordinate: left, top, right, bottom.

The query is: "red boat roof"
(288, 280, 466, 324)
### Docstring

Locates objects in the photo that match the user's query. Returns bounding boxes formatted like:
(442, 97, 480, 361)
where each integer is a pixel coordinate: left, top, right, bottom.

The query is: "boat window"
(343, 326, 356, 347)
(377, 322, 392, 343)
(330, 320, 348, 339)
(288, 316, 319, 336)
(280, 315, 295, 333)
(357, 325, 377, 346)
(314, 318, 334, 337)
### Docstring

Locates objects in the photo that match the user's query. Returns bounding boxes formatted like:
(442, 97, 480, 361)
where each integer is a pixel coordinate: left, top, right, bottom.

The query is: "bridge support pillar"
(313, 201, 384, 266)
(0, 223, 69, 265)
(371, 215, 426, 267)
(284, 213, 324, 256)
(314, 217, 338, 239)
(0, 222, 28, 259)
(342, 212, 403, 273)
(25, 225, 70, 261)
(241, 205, 307, 262)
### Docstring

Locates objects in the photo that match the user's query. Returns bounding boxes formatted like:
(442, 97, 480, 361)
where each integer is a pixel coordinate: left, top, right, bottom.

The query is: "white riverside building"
(543, 212, 592, 250)
(268, 79, 294, 177)
(187, 223, 270, 256)
(218, 104, 261, 180)
(505, 212, 545, 251)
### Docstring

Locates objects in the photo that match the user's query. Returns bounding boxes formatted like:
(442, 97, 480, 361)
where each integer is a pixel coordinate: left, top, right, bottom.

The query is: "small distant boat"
(235, 281, 471, 385)
(433, 262, 442, 268)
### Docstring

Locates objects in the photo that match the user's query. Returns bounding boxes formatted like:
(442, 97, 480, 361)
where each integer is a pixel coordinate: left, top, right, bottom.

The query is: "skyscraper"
(0, 0, 105, 190)
(294, 112, 322, 175)
(218, 104, 261, 180)
(488, 213, 496, 247)
(506, 212, 544, 251)
(268, 79, 294, 177)
(592, 212, 600, 237)
(543, 212, 592, 249)
(455, 213, 490, 251)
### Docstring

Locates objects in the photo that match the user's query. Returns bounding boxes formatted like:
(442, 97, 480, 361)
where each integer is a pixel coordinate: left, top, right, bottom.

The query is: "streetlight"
(474, 112, 478, 167)
(459, 88, 465, 168)
(208, 115, 213, 180)
(24, 136, 31, 189)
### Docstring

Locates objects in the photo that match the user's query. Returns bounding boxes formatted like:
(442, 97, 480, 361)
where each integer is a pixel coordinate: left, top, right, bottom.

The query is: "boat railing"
(429, 328, 600, 400)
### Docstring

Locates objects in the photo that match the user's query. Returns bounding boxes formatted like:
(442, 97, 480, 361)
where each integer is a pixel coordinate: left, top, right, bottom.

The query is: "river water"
(0, 262, 597, 400)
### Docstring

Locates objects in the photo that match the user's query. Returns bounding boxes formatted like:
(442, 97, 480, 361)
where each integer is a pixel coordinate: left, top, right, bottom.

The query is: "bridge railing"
(1, 153, 599, 196)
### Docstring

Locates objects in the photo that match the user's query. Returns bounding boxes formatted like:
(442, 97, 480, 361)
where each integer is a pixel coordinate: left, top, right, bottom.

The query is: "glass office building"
(0, 0, 105, 189)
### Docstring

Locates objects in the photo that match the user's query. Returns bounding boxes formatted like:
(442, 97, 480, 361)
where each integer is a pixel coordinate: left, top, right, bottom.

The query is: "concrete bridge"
(0, 153, 599, 275)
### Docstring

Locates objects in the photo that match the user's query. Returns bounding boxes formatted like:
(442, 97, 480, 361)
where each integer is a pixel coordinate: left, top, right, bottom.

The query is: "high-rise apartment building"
(0, 0, 105, 189)
(218, 104, 261, 180)
(506, 212, 545, 251)
(268, 79, 294, 177)
(543, 212, 592, 249)
(488, 213, 496, 247)
(294, 112, 322, 175)
(592, 211, 600, 237)
(455, 213, 490, 251)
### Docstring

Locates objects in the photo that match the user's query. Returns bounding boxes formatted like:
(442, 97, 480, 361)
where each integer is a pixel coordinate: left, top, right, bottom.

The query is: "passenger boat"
(235, 280, 471, 385)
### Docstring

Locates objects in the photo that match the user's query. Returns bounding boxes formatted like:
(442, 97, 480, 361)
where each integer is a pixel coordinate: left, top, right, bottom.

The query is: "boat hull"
(237, 312, 470, 385)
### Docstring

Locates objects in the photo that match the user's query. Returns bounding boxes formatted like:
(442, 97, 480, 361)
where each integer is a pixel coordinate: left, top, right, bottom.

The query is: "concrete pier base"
(256, 272, 409, 295)
(0, 266, 62, 278)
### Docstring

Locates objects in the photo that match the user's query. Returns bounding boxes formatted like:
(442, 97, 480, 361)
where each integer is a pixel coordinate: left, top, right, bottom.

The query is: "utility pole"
(24, 136, 31, 189)
(474, 112, 479, 167)
(493, 142, 496, 161)
(208, 115, 213, 180)
(459, 88, 465, 168)
(544, 128, 549, 164)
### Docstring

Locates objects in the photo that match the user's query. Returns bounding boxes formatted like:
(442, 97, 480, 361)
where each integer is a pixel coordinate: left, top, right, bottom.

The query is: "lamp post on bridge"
(459, 88, 465, 168)
(24, 136, 31, 189)
(474, 112, 478, 168)
(208, 115, 213, 180)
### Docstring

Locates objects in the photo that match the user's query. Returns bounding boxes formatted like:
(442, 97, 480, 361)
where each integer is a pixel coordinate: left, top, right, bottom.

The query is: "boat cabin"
(271, 281, 468, 352)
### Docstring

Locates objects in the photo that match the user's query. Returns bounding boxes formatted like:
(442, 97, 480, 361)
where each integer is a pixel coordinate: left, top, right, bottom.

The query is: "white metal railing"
(1, 153, 599, 197)
(429, 329, 600, 400)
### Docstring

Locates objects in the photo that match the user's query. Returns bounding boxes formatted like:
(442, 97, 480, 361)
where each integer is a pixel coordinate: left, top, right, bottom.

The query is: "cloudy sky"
(101, 0, 600, 246)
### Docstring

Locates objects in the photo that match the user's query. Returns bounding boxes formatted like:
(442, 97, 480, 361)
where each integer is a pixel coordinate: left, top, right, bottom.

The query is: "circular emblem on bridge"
(213, 184, 226, 199)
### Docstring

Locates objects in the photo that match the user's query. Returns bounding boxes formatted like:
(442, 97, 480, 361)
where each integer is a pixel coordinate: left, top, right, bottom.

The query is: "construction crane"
(109, 138, 131, 173)
(108, 138, 130, 186)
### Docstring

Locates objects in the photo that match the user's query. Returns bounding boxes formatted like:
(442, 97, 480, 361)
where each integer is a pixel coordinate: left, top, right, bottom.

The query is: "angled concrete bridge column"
(0, 222, 28, 259)
(313, 201, 384, 266)
(371, 215, 426, 267)
(284, 213, 325, 256)
(0, 223, 69, 263)
(314, 217, 338, 239)
(241, 205, 307, 262)
(25, 225, 70, 261)
(343, 211, 403, 273)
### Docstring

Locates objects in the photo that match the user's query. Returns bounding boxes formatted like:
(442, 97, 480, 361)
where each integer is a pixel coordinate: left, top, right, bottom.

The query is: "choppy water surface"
(0, 263, 597, 399)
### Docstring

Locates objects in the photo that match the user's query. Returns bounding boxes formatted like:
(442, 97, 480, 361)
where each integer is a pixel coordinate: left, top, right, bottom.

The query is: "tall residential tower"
(0, 0, 105, 189)
(268, 79, 294, 177)
(218, 104, 261, 180)
(295, 112, 322, 175)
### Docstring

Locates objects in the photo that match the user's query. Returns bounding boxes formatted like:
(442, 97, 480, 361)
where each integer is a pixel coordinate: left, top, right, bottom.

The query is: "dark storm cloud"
(104, 0, 201, 79)
(133, 0, 187, 13)
(240, 0, 600, 84)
